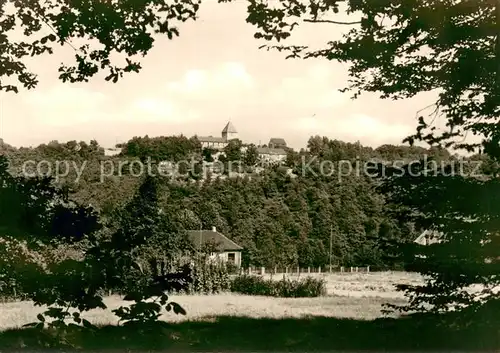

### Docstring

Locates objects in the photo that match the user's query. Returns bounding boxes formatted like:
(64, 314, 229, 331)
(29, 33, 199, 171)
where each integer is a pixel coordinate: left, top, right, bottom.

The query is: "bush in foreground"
(230, 275, 327, 297)
(184, 261, 231, 294)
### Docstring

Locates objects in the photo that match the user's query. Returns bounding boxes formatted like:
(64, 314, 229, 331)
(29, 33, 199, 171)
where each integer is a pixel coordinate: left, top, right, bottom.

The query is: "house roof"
(414, 230, 443, 245)
(269, 138, 287, 146)
(257, 147, 287, 156)
(222, 121, 237, 134)
(104, 148, 121, 156)
(187, 230, 243, 251)
(198, 136, 226, 143)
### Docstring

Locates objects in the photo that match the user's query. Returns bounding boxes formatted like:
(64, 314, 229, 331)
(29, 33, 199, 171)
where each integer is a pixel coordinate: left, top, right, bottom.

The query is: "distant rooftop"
(269, 138, 286, 146)
(198, 136, 226, 143)
(222, 121, 237, 134)
(187, 228, 243, 251)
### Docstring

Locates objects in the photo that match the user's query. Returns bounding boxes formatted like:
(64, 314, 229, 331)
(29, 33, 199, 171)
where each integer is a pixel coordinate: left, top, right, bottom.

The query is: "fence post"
(261, 267, 265, 275)
(367, 266, 370, 273)
(341, 266, 344, 273)
(308, 267, 310, 273)
(285, 266, 288, 274)
(350, 266, 353, 272)
(318, 266, 321, 273)
(356, 267, 358, 272)
(297, 266, 300, 275)
(274, 266, 277, 274)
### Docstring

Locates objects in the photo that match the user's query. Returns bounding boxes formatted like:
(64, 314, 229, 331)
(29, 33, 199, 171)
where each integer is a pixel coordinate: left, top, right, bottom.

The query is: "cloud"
(166, 61, 254, 96)
(22, 61, 253, 128)
(125, 62, 255, 124)
(336, 114, 412, 142)
(23, 82, 202, 127)
(166, 69, 207, 93)
(268, 63, 347, 110)
(125, 98, 201, 124)
(24, 85, 108, 126)
(294, 116, 324, 131)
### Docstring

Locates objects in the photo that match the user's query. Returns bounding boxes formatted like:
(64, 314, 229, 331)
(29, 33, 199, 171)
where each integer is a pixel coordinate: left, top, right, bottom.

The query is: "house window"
(227, 253, 235, 263)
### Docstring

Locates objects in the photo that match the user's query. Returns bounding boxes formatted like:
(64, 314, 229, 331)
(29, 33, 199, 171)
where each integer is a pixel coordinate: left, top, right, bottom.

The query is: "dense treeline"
(119, 135, 202, 162)
(0, 135, 492, 270)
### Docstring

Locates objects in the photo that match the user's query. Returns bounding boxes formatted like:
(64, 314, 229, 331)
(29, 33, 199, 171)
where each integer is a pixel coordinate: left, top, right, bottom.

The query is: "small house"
(257, 147, 287, 163)
(415, 227, 499, 263)
(414, 229, 443, 245)
(187, 227, 243, 267)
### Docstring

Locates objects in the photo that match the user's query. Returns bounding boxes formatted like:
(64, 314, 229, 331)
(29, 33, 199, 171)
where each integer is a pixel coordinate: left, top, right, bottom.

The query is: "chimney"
(212, 226, 216, 232)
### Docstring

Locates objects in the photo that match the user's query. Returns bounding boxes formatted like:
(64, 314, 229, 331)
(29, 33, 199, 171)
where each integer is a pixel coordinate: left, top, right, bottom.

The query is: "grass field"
(0, 271, 497, 351)
(0, 294, 407, 331)
(263, 270, 424, 298)
(0, 271, 418, 330)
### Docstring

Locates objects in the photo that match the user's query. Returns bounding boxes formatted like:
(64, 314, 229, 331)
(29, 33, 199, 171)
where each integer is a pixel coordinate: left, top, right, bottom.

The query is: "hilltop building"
(104, 148, 121, 157)
(104, 121, 290, 168)
(222, 121, 238, 141)
(198, 121, 238, 150)
(257, 147, 287, 163)
(197, 121, 288, 162)
(268, 138, 287, 149)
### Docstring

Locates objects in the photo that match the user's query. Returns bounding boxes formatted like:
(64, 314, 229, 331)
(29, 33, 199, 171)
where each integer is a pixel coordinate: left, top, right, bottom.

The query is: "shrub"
(230, 275, 327, 297)
(183, 261, 231, 294)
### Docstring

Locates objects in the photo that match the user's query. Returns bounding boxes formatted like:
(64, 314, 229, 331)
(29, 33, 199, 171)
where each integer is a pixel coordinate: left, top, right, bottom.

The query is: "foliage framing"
(4, 0, 500, 152)
(0, 154, 107, 332)
(230, 0, 500, 321)
(377, 161, 500, 322)
(0, 0, 201, 92)
(231, 0, 500, 153)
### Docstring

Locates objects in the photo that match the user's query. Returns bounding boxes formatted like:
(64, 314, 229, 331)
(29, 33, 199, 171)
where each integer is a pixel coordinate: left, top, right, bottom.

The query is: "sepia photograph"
(0, 0, 499, 351)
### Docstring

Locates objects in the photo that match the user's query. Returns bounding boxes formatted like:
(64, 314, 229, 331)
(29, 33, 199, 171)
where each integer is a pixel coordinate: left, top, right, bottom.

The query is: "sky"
(0, 0, 441, 150)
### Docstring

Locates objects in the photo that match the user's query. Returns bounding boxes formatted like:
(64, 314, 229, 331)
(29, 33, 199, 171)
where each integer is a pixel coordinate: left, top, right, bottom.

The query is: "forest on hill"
(0, 135, 495, 269)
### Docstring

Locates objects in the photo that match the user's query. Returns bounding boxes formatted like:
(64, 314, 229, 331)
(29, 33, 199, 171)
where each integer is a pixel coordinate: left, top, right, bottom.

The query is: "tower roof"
(222, 121, 237, 134)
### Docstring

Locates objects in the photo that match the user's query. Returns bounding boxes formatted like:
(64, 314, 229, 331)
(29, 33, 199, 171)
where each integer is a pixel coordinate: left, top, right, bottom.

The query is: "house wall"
(269, 142, 287, 149)
(104, 148, 121, 156)
(201, 141, 228, 149)
(209, 251, 242, 267)
(259, 153, 286, 163)
(222, 131, 238, 141)
(224, 251, 241, 267)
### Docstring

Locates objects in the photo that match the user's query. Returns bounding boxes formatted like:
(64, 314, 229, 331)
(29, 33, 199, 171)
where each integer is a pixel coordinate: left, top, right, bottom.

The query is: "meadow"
(0, 271, 497, 351)
(0, 271, 417, 330)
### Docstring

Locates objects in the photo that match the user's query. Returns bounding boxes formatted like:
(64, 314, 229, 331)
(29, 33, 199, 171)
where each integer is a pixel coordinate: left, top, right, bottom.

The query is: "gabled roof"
(198, 136, 226, 143)
(222, 121, 237, 134)
(269, 138, 287, 146)
(187, 230, 243, 251)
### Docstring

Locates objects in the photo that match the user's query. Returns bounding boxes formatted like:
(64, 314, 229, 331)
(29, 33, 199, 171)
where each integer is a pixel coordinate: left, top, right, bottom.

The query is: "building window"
(227, 253, 235, 263)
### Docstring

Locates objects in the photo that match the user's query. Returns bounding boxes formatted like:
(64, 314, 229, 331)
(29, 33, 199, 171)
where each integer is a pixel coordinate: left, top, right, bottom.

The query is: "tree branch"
(304, 19, 361, 25)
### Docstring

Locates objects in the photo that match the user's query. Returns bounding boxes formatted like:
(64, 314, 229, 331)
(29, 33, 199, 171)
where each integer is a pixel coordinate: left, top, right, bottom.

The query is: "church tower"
(221, 121, 238, 141)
